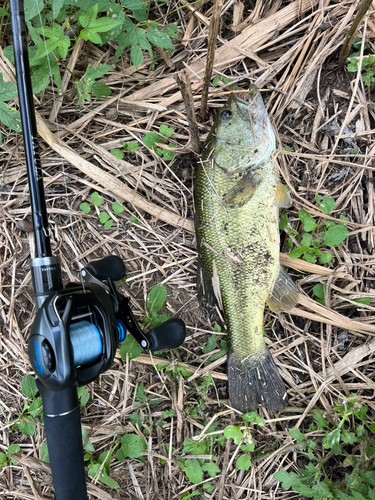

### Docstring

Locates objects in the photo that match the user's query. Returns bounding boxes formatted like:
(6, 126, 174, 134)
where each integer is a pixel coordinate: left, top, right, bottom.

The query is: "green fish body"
(194, 88, 299, 412)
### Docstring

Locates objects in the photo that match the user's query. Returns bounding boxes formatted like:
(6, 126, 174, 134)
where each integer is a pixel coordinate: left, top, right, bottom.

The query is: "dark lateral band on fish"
(194, 86, 299, 412)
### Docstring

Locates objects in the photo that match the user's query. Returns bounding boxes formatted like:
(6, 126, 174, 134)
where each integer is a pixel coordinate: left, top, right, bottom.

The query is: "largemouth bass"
(194, 86, 299, 412)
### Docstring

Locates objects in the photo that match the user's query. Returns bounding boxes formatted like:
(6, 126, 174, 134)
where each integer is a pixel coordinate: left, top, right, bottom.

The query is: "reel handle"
(148, 319, 186, 352)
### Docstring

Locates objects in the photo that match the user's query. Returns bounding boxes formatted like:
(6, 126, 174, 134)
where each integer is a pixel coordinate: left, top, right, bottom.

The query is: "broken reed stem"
(175, 70, 201, 154)
(338, 0, 373, 68)
(200, 0, 223, 121)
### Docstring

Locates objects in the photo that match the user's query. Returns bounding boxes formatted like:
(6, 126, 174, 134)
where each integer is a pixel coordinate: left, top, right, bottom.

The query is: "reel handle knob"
(147, 319, 186, 352)
(85, 256, 125, 282)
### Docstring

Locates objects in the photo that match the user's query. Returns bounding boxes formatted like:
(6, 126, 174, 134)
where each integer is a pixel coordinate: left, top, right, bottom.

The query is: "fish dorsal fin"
(275, 184, 292, 208)
(223, 171, 259, 208)
(266, 266, 299, 313)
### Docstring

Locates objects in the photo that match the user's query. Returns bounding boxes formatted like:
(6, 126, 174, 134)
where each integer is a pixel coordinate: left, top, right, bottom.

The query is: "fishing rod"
(9, 1, 186, 498)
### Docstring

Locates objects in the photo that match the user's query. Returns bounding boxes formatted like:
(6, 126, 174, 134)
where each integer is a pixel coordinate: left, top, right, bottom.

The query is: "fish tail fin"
(228, 349, 288, 412)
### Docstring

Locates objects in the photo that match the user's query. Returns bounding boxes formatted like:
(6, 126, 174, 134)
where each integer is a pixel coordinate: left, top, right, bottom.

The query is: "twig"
(175, 70, 201, 153)
(200, 0, 223, 121)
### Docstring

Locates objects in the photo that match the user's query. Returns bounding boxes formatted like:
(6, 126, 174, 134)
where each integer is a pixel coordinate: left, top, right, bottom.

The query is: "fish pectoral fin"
(266, 266, 299, 313)
(223, 171, 259, 208)
(275, 184, 292, 208)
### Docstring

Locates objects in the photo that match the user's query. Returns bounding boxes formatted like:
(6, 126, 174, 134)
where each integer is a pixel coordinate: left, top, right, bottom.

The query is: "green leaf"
(7, 444, 20, 458)
(147, 284, 167, 314)
(99, 212, 110, 224)
(202, 334, 217, 354)
(143, 131, 159, 148)
(313, 284, 325, 300)
(85, 64, 113, 81)
(298, 208, 310, 224)
(78, 387, 90, 407)
(284, 145, 291, 152)
(319, 252, 332, 264)
(146, 27, 174, 50)
(212, 75, 221, 87)
(104, 219, 113, 230)
(162, 145, 175, 161)
(289, 428, 305, 443)
(322, 427, 341, 454)
(353, 297, 371, 305)
(184, 458, 203, 484)
(274, 470, 300, 489)
(236, 454, 251, 471)
(182, 438, 207, 455)
(39, 442, 50, 463)
(311, 481, 333, 500)
(28, 397, 43, 416)
(91, 191, 103, 206)
(31, 65, 51, 94)
(119, 333, 143, 360)
(52, 0, 66, 18)
(323, 224, 348, 247)
(242, 412, 265, 426)
(163, 22, 178, 38)
(120, 434, 147, 459)
(21, 375, 38, 399)
(341, 429, 357, 444)
(303, 253, 317, 264)
(24, 0, 43, 22)
(289, 246, 310, 259)
(112, 201, 124, 215)
(240, 443, 255, 452)
(34, 23, 70, 60)
(18, 419, 36, 436)
(315, 195, 335, 216)
(129, 215, 140, 225)
(110, 149, 124, 159)
(127, 141, 139, 151)
(0, 7, 9, 16)
(159, 124, 174, 138)
(0, 81, 18, 102)
(91, 81, 111, 99)
(0, 453, 7, 466)
(279, 213, 288, 230)
(79, 4, 123, 44)
(97, 469, 120, 489)
(223, 425, 242, 444)
(0, 102, 21, 132)
(303, 216, 318, 232)
(80, 202, 91, 214)
(202, 461, 220, 477)
(300, 233, 313, 247)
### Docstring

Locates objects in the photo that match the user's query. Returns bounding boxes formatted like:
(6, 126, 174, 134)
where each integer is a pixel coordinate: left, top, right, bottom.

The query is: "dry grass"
(1, 0, 375, 498)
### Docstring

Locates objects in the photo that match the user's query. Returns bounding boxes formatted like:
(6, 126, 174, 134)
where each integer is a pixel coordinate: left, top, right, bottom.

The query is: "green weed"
(79, 191, 124, 230)
(110, 141, 139, 159)
(0, 74, 22, 146)
(143, 124, 176, 161)
(0, 0, 177, 139)
(346, 37, 375, 86)
(274, 397, 375, 500)
(280, 195, 349, 264)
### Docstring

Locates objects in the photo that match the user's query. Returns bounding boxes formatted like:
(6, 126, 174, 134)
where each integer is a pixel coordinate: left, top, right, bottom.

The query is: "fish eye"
(221, 110, 232, 121)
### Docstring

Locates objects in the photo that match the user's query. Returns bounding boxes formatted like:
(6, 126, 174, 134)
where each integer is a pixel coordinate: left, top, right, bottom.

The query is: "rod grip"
(39, 384, 88, 500)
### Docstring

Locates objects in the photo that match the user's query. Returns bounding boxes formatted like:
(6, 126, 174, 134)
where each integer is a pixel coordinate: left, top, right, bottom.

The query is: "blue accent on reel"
(70, 321, 102, 367)
(116, 320, 127, 343)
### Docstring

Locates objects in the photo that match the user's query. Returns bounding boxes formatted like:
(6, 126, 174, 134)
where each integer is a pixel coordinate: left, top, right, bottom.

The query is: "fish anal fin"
(223, 171, 259, 208)
(266, 267, 299, 313)
(228, 349, 288, 412)
(275, 184, 292, 208)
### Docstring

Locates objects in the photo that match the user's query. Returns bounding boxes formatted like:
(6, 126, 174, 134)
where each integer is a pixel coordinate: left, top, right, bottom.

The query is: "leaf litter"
(1, 0, 375, 498)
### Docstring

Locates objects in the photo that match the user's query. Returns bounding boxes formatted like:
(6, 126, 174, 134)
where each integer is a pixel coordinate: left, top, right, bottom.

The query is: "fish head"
(205, 85, 276, 174)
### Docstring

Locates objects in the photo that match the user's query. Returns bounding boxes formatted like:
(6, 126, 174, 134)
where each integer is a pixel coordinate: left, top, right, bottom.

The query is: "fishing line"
(34, 1, 86, 292)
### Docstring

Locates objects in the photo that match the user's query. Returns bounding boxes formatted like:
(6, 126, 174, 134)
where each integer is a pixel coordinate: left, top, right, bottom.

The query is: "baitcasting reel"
(28, 255, 186, 392)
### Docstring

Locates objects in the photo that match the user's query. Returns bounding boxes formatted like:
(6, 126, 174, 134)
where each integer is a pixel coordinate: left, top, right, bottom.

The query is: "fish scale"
(194, 88, 299, 412)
